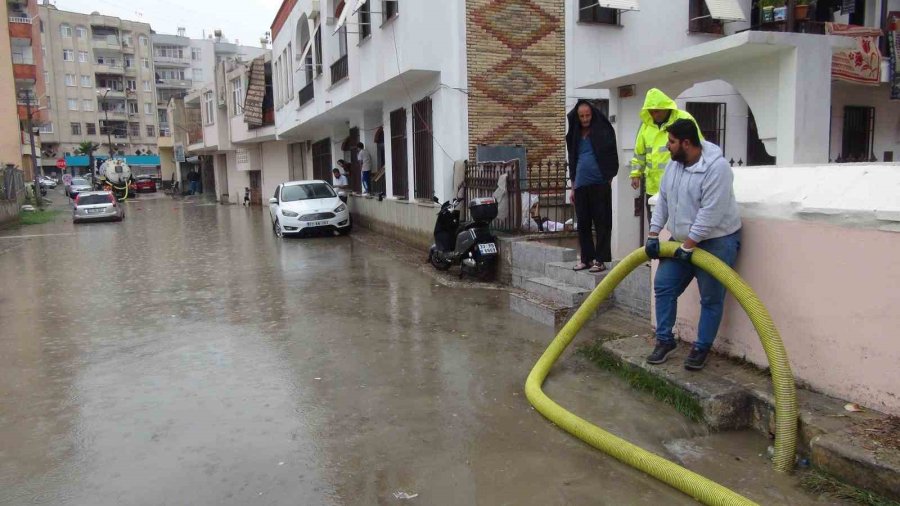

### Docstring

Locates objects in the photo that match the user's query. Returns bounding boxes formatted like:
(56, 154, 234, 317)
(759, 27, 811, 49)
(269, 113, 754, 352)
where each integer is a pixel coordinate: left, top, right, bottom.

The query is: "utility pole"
(21, 89, 42, 209)
(99, 88, 114, 158)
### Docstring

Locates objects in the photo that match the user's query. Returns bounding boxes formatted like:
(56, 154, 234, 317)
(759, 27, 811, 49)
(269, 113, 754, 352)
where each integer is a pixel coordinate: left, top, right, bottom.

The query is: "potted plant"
(760, 0, 776, 23)
(773, 0, 787, 22)
(794, 0, 811, 20)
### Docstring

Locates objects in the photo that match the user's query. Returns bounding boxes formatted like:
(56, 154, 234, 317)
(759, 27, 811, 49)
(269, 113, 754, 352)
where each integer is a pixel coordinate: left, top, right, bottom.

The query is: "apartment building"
(1, 0, 24, 172)
(37, 4, 159, 174)
(153, 29, 265, 182)
(6, 0, 46, 178)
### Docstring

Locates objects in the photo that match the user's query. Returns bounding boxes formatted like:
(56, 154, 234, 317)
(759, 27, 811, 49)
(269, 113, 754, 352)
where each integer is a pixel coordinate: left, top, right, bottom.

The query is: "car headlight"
(281, 210, 299, 218)
(334, 203, 347, 213)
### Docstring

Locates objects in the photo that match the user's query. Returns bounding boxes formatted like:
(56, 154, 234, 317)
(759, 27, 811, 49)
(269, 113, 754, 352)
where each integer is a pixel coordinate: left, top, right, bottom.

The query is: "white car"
(72, 191, 125, 223)
(268, 180, 351, 237)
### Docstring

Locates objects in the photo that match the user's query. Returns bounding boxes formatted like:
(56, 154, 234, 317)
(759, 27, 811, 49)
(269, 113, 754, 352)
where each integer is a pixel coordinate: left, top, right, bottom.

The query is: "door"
(289, 142, 305, 181)
(249, 170, 262, 205)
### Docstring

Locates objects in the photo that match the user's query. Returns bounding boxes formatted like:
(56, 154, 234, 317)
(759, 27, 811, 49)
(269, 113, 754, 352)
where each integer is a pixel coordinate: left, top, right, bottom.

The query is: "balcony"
(8, 16, 33, 39)
(91, 36, 122, 51)
(11, 53, 34, 65)
(100, 108, 128, 118)
(298, 81, 314, 107)
(330, 55, 348, 85)
(13, 63, 36, 81)
(94, 63, 124, 75)
(187, 126, 203, 146)
(153, 55, 190, 67)
(157, 78, 193, 89)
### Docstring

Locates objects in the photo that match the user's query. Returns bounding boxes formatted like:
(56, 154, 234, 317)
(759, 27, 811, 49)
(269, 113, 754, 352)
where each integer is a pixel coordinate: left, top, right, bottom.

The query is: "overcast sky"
(56, 0, 281, 46)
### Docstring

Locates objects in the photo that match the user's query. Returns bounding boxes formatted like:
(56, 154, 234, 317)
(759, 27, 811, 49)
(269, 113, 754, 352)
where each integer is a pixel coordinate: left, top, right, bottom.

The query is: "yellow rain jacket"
(629, 89, 701, 196)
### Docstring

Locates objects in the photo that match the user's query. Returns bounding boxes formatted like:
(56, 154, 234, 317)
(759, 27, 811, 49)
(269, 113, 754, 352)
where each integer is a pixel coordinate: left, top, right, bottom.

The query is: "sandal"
(573, 262, 589, 271)
(589, 261, 607, 273)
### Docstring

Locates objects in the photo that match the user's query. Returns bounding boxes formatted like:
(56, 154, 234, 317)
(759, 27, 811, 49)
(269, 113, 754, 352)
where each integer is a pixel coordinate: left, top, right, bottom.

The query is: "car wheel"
(273, 219, 284, 238)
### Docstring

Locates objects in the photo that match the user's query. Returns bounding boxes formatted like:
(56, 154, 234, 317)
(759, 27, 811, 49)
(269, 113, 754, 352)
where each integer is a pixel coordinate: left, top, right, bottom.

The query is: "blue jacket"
(650, 141, 741, 243)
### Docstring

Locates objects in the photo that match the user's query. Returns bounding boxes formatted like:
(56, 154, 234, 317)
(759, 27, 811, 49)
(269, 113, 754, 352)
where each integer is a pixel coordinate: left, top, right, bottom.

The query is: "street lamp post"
(20, 89, 42, 208)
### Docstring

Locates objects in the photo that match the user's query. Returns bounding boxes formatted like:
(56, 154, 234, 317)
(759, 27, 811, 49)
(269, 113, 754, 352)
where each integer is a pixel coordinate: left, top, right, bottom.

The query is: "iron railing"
(1, 165, 25, 202)
(330, 55, 348, 85)
(463, 160, 573, 234)
(298, 81, 314, 107)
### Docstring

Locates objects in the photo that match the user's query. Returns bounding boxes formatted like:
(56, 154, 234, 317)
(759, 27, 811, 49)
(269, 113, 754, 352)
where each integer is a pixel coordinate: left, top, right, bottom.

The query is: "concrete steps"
(509, 241, 614, 326)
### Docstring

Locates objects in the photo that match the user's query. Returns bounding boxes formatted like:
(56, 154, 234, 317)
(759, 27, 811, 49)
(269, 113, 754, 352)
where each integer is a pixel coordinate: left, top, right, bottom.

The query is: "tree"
(75, 141, 101, 179)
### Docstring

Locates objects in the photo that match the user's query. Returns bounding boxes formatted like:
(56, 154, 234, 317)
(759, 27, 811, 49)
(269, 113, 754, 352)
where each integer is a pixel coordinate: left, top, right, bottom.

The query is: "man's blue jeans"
(654, 230, 741, 351)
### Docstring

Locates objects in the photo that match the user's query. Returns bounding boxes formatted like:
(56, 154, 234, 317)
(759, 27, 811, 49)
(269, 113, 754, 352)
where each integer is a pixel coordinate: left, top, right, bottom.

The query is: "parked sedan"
(72, 191, 125, 223)
(65, 177, 92, 198)
(268, 180, 351, 237)
(40, 176, 58, 189)
(134, 175, 157, 193)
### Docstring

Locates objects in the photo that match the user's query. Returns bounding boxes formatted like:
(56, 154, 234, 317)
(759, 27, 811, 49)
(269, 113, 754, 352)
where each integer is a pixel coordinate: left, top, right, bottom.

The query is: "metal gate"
(312, 138, 332, 181)
(412, 97, 433, 200)
(390, 107, 408, 198)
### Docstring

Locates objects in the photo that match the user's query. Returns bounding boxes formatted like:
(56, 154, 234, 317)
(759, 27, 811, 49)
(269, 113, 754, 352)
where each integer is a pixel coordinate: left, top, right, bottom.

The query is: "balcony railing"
(298, 81, 314, 107)
(12, 54, 34, 65)
(330, 54, 348, 85)
(9, 16, 32, 24)
(154, 55, 190, 66)
(159, 127, 172, 137)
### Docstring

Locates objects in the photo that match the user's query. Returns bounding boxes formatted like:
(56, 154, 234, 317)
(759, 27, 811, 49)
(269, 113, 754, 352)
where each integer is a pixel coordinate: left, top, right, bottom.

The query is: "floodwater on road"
(0, 192, 841, 505)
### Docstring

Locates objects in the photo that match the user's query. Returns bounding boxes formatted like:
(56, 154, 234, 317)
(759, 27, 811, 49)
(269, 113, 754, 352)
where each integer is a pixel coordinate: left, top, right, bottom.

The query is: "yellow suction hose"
(525, 242, 798, 506)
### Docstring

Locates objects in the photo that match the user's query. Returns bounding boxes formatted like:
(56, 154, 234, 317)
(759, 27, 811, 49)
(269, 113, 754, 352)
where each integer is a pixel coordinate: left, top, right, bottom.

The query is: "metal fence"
(1, 165, 25, 202)
(462, 160, 573, 234)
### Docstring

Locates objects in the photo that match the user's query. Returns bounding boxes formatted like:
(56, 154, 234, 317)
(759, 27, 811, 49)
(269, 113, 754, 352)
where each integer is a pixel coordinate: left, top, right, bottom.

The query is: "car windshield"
(281, 183, 336, 202)
(77, 194, 111, 205)
(72, 178, 88, 186)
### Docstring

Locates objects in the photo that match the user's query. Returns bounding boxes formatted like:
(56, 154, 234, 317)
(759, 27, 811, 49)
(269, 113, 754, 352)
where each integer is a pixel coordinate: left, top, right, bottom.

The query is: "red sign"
(55, 158, 66, 169)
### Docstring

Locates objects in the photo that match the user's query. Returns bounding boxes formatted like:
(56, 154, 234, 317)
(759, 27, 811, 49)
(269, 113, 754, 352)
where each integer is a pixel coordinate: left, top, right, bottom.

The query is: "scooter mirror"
(432, 195, 440, 204)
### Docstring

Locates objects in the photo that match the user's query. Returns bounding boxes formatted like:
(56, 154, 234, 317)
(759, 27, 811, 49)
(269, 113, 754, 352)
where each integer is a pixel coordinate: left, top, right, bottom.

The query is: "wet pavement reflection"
(0, 193, 842, 505)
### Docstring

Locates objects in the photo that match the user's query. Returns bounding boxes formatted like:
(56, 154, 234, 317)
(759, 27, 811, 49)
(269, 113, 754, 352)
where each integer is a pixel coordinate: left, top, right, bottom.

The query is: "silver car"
(73, 191, 125, 223)
(65, 177, 92, 198)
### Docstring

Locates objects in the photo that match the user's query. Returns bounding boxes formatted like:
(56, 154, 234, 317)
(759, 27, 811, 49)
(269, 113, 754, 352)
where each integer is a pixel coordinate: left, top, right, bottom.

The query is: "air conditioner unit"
(310, 0, 320, 19)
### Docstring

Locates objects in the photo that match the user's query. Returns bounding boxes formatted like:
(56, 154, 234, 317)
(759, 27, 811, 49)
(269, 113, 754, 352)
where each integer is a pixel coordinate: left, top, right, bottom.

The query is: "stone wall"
(465, 0, 566, 166)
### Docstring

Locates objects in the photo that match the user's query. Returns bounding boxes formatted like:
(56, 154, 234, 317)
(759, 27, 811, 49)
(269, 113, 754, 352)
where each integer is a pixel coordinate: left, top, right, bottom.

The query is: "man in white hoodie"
(643, 119, 742, 370)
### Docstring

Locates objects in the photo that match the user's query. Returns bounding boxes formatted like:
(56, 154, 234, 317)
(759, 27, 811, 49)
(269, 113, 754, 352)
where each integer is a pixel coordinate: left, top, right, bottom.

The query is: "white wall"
(260, 141, 291, 204)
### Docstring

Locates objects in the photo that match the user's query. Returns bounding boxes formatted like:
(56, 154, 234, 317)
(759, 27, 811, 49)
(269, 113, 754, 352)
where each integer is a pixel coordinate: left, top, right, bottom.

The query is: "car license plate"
(478, 242, 497, 255)
(87, 208, 101, 214)
(307, 220, 328, 227)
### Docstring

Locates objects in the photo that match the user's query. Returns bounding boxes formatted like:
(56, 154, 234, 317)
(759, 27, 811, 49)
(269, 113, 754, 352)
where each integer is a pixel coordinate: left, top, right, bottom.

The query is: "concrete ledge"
(597, 336, 900, 500)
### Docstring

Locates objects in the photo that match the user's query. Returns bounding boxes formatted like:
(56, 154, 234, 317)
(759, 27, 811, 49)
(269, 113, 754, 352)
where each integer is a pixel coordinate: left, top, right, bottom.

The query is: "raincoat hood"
(639, 88, 679, 126)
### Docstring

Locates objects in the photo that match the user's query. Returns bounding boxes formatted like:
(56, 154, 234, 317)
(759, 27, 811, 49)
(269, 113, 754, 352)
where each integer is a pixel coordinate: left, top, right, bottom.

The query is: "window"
(143, 80, 151, 91)
(75, 26, 86, 38)
(70, 122, 81, 135)
(139, 35, 148, 47)
(686, 102, 727, 151)
(126, 79, 137, 91)
(204, 91, 214, 124)
(578, 0, 619, 24)
(274, 59, 281, 105)
(44, 71, 50, 83)
(142, 58, 150, 69)
(191, 47, 202, 61)
(146, 125, 155, 137)
(232, 77, 244, 114)
(193, 68, 203, 81)
(359, 0, 372, 39)
(390, 107, 408, 198)
(124, 57, 133, 68)
(67, 99, 78, 111)
(63, 49, 74, 61)
(314, 28, 323, 76)
(39, 122, 53, 133)
(312, 138, 333, 181)
(689, 0, 724, 34)
(382, 0, 399, 22)
(82, 99, 94, 111)
(412, 97, 433, 200)
(287, 43, 293, 97)
(144, 103, 153, 115)
(841, 106, 875, 162)
(123, 34, 133, 47)
(86, 123, 96, 135)
(129, 122, 141, 137)
(78, 50, 88, 63)
(65, 74, 76, 86)
(60, 24, 72, 37)
(128, 102, 138, 114)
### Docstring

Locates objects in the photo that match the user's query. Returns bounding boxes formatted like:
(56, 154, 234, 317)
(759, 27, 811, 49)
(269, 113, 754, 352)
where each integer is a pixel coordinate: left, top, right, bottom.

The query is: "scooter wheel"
(430, 254, 452, 271)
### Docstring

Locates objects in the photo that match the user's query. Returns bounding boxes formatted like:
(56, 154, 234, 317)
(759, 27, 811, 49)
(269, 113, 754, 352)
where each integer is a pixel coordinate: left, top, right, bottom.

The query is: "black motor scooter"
(428, 196, 499, 280)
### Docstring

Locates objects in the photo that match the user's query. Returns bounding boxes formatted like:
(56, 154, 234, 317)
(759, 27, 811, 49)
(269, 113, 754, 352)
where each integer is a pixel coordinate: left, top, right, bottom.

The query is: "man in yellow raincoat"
(629, 89, 701, 219)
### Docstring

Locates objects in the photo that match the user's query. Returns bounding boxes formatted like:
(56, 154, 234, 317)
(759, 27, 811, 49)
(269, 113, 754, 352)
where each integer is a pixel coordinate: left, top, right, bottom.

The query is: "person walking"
(629, 88, 701, 221)
(187, 169, 201, 195)
(644, 119, 742, 371)
(565, 100, 619, 272)
(358, 142, 372, 194)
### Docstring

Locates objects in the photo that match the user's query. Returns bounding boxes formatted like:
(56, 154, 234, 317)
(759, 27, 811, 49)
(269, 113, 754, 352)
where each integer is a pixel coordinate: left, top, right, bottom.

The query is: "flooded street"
(0, 192, 838, 505)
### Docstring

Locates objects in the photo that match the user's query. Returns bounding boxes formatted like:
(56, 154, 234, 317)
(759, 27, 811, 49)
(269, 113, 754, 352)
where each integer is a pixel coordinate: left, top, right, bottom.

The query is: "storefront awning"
(351, 0, 367, 14)
(703, 0, 746, 22)
(64, 155, 161, 167)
